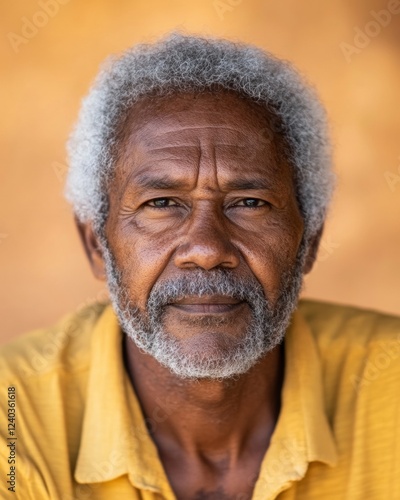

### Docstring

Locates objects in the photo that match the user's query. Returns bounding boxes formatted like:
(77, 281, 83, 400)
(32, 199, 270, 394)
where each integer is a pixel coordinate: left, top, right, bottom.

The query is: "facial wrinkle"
(193, 139, 223, 195)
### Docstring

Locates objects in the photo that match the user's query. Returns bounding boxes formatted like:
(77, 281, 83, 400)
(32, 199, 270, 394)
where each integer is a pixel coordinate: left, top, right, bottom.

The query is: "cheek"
(110, 224, 176, 308)
(235, 223, 302, 303)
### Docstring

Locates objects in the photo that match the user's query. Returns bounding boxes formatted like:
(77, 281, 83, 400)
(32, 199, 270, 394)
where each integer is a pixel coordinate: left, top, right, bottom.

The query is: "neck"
(123, 336, 284, 462)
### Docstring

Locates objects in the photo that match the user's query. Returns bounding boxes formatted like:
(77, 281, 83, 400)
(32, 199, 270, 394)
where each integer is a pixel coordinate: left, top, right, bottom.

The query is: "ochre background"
(1, 0, 399, 344)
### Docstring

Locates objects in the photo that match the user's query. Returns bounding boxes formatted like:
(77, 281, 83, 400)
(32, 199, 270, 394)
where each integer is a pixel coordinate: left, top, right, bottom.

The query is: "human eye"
(146, 197, 180, 209)
(233, 198, 269, 208)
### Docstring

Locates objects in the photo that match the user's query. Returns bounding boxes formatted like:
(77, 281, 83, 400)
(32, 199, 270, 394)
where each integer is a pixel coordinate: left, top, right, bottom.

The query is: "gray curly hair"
(65, 32, 334, 242)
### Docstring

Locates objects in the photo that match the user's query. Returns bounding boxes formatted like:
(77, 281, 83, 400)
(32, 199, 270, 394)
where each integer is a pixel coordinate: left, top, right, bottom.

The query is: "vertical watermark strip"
(6, 386, 17, 493)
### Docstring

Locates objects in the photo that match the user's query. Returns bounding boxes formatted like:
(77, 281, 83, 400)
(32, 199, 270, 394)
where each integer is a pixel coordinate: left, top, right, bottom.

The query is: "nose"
(173, 210, 240, 271)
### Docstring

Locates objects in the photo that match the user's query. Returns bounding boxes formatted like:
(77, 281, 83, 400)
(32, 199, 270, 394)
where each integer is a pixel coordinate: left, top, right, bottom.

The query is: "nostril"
(173, 239, 240, 271)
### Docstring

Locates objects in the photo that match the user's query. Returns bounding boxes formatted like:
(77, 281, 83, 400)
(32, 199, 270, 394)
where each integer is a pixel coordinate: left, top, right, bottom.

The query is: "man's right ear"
(74, 217, 107, 281)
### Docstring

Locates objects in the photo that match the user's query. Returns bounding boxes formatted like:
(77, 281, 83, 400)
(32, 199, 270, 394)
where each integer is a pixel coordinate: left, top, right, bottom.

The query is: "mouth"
(168, 295, 246, 314)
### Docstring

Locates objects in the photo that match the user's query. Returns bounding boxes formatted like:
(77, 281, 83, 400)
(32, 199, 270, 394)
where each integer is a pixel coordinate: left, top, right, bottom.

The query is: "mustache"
(147, 268, 268, 311)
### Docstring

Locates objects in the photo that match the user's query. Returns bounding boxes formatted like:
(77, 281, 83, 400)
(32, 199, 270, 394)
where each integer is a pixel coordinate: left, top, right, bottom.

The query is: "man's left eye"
(235, 198, 268, 208)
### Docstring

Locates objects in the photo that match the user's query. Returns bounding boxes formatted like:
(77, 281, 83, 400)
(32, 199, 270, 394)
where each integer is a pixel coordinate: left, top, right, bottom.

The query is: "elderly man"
(1, 33, 399, 500)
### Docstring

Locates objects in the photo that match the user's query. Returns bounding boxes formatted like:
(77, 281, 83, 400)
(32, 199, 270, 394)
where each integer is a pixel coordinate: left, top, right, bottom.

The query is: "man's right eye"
(146, 198, 178, 208)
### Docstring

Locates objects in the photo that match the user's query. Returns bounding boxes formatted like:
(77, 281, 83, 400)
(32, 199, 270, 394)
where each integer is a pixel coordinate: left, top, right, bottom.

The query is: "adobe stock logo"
(339, 0, 400, 63)
(7, 0, 71, 54)
(213, 0, 243, 21)
(384, 156, 400, 193)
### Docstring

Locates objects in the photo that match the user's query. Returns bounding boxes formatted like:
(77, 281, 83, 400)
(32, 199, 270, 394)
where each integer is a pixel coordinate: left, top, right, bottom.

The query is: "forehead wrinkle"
(117, 113, 287, 197)
(118, 143, 286, 198)
(139, 143, 250, 154)
(136, 124, 253, 150)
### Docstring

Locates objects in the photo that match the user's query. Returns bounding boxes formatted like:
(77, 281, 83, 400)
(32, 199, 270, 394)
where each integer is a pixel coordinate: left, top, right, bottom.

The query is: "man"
(1, 33, 399, 500)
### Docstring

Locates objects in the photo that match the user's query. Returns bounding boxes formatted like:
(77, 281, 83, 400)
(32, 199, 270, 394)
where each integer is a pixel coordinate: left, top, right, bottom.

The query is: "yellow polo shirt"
(1, 299, 400, 499)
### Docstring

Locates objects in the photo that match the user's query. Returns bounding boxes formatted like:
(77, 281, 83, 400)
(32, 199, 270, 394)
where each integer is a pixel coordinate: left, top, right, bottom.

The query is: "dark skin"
(77, 91, 322, 499)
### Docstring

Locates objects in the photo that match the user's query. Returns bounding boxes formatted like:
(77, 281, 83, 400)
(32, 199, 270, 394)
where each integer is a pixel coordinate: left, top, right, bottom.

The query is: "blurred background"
(1, 0, 399, 344)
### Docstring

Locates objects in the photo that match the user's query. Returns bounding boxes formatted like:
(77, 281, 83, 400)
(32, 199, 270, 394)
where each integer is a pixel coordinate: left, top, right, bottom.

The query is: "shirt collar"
(74, 304, 174, 496)
(74, 303, 337, 497)
(252, 307, 338, 499)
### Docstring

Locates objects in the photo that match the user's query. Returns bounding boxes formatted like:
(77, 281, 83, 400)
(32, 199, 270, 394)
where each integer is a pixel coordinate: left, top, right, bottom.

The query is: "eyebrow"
(134, 173, 188, 190)
(223, 178, 272, 191)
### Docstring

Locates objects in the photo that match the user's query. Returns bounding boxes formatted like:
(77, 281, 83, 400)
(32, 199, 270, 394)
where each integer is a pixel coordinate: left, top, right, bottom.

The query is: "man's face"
(101, 91, 306, 378)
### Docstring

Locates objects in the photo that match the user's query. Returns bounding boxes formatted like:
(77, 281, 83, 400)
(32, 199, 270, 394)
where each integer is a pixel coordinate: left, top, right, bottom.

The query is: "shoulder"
(0, 301, 108, 382)
(0, 302, 110, 496)
(298, 298, 400, 346)
(298, 298, 400, 400)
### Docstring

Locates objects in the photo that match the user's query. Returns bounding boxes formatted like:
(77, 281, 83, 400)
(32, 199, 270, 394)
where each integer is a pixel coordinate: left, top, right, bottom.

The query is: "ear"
(75, 217, 107, 281)
(302, 224, 324, 275)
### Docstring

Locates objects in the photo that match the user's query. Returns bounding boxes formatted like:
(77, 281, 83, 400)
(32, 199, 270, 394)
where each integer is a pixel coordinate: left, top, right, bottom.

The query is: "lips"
(169, 295, 245, 314)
